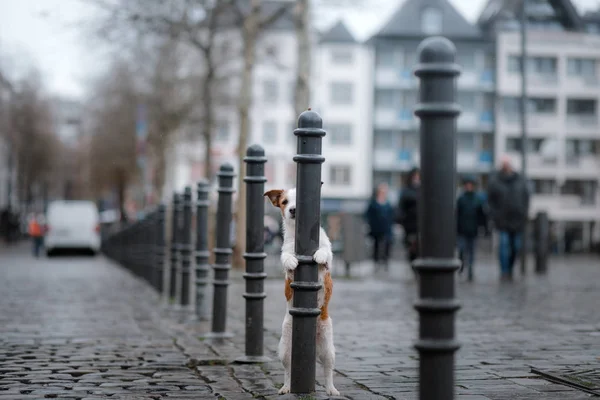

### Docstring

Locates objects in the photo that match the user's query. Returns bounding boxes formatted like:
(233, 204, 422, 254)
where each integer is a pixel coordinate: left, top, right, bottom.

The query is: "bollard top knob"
(246, 143, 265, 157)
(219, 162, 234, 173)
(297, 108, 322, 129)
(196, 178, 209, 189)
(417, 36, 456, 63)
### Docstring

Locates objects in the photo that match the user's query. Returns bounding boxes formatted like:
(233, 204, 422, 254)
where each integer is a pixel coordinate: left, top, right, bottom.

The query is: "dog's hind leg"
(317, 316, 339, 396)
(278, 313, 293, 394)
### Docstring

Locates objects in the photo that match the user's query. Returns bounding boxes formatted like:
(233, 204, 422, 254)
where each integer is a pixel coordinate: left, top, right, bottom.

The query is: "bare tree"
(83, 0, 233, 183)
(88, 60, 139, 221)
(228, 0, 290, 268)
(9, 71, 62, 212)
(294, 0, 311, 117)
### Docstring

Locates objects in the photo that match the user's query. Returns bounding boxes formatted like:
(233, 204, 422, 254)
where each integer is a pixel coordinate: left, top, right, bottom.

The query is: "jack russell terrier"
(264, 187, 339, 396)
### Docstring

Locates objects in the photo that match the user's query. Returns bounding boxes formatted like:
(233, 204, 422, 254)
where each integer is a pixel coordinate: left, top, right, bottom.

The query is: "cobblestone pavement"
(212, 252, 600, 400)
(0, 244, 227, 400)
(2, 242, 600, 400)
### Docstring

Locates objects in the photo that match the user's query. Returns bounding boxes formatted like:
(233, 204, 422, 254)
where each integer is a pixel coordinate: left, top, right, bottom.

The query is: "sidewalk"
(174, 253, 600, 399)
(1, 243, 598, 399)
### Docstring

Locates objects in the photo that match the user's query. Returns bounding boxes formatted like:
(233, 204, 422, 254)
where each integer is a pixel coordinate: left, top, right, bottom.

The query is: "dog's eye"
(281, 200, 288, 206)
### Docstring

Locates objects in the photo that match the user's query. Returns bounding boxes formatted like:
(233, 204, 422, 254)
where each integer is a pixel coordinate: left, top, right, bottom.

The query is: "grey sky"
(0, 0, 598, 99)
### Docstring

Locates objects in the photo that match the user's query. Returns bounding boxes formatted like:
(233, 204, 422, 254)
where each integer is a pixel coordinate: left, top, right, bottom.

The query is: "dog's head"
(264, 188, 297, 222)
(264, 183, 323, 223)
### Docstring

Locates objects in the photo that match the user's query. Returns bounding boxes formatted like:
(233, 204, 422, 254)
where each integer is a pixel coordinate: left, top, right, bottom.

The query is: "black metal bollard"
(204, 163, 236, 338)
(534, 211, 549, 274)
(235, 144, 270, 363)
(180, 186, 193, 312)
(195, 179, 211, 321)
(290, 109, 325, 394)
(155, 205, 166, 295)
(412, 36, 462, 400)
(170, 193, 181, 303)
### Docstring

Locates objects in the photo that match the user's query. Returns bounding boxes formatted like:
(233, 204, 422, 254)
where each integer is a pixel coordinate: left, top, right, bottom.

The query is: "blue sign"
(479, 151, 492, 163)
(480, 111, 494, 123)
(480, 70, 494, 83)
(399, 109, 412, 121)
(398, 150, 412, 161)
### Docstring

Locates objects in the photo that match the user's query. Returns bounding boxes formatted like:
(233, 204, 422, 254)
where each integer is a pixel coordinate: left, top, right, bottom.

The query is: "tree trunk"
(294, 0, 311, 118)
(202, 66, 215, 180)
(116, 168, 127, 223)
(233, 0, 260, 269)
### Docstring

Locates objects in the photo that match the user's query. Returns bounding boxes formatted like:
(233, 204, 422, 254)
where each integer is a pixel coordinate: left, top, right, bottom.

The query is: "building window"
(567, 99, 596, 115)
(215, 121, 229, 142)
(567, 58, 597, 78)
(329, 165, 351, 186)
(507, 55, 557, 75)
(507, 55, 521, 73)
(457, 51, 476, 71)
(331, 49, 353, 64)
(527, 56, 557, 75)
(375, 89, 396, 109)
(458, 133, 475, 152)
(263, 80, 278, 103)
(506, 137, 545, 153)
(532, 179, 556, 195)
(503, 97, 520, 114)
(375, 46, 394, 67)
(330, 82, 353, 105)
(374, 130, 395, 149)
(262, 120, 277, 143)
(328, 124, 352, 146)
(401, 131, 419, 150)
(567, 139, 596, 157)
(528, 98, 556, 113)
(458, 92, 476, 110)
(421, 7, 442, 35)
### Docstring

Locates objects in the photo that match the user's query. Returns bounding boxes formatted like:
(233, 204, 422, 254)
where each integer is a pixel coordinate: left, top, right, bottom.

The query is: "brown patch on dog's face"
(264, 189, 289, 216)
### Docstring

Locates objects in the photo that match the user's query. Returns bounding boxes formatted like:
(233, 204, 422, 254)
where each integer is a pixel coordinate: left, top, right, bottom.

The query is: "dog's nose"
(289, 207, 296, 217)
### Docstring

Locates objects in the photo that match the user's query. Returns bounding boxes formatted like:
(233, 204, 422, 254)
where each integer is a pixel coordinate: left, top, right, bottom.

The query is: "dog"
(264, 187, 339, 396)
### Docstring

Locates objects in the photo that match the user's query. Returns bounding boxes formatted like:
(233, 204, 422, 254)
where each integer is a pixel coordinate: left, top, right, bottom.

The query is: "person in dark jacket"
(456, 175, 488, 282)
(487, 156, 530, 281)
(397, 167, 420, 263)
(365, 183, 395, 269)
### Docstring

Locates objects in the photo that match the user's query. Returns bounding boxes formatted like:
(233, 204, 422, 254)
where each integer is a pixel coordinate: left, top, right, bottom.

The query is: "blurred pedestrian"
(487, 156, 530, 281)
(397, 167, 420, 264)
(456, 175, 488, 282)
(364, 183, 395, 270)
(28, 213, 44, 258)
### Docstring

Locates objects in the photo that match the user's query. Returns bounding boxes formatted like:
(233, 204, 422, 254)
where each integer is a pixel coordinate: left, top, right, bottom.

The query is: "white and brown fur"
(264, 187, 339, 396)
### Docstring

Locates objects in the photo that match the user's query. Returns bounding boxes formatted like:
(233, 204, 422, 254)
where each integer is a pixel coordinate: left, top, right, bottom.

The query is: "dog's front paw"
(278, 385, 290, 395)
(313, 248, 331, 266)
(282, 254, 298, 271)
(326, 386, 340, 396)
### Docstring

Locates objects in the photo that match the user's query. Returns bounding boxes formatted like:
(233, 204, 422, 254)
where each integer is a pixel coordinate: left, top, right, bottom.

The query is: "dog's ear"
(263, 189, 284, 207)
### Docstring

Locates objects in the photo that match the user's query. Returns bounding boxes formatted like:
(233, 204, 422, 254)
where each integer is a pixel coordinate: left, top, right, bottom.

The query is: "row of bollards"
(102, 36, 551, 400)
(101, 148, 274, 360)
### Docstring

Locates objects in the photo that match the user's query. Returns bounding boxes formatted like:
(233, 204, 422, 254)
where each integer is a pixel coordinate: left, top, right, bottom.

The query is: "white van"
(45, 200, 101, 256)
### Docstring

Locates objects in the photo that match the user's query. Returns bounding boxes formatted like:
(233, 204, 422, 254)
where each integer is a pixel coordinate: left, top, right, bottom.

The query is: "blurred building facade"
(166, 3, 373, 209)
(479, 0, 600, 251)
(369, 0, 496, 206)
